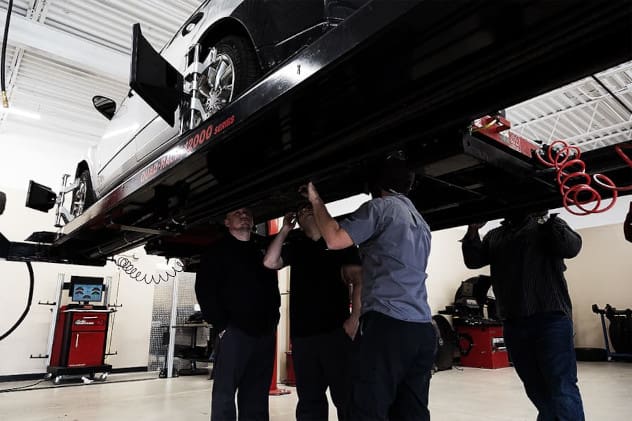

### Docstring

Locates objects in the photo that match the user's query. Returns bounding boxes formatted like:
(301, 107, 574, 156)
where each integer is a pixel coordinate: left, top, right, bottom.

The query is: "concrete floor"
(0, 362, 630, 420)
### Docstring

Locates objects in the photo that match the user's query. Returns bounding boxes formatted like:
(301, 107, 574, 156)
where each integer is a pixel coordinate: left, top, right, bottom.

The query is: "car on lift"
(69, 0, 367, 218)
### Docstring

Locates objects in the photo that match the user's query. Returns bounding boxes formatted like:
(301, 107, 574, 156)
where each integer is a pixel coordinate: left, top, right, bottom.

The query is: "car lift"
(1, 0, 632, 267)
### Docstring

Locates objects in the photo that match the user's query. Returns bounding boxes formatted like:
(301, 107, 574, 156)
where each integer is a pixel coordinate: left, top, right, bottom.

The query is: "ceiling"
(506, 61, 632, 152)
(1, 0, 631, 152)
(0, 0, 203, 146)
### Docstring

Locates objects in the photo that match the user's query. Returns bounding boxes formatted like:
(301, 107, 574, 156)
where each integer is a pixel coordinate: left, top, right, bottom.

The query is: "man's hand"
(300, 182, 322, 204)
(263, 211, 295, 269)
(468, 222, 487, 231)
(300, 182, 354, 249)
(461, 222, 487, 243)
(343, 315, 360, 340)
(281, 212, 297, 232)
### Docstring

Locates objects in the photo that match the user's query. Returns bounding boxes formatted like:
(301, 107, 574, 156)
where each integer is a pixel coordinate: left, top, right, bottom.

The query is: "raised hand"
(468, 222, 487, 231)
(282, 212, 297, 232)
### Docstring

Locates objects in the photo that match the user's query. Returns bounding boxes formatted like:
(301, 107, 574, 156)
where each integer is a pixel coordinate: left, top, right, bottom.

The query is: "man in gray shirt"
(304, 156, 436, 421)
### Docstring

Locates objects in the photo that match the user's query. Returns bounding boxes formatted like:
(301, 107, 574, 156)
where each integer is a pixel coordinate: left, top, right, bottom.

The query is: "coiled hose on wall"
(113, 256, 185, 284)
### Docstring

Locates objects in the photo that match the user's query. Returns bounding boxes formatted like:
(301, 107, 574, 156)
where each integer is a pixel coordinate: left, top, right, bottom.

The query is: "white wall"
(426, 227, 489, 315)
(425, 217, 632, 351)
(566, 223, 632, 348)
(0, 256, 158, 376)
(276, 267, 290, 383)
(329, 194, 632, 350)
(0, 136, 160, 376)
(2, 129, 629, 376)
(0, 130, 88, 193)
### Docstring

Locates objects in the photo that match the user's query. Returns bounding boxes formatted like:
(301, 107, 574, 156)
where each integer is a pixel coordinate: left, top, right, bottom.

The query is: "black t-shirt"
(195, 234, 280, 336)
(281, 233, 360, 337)
(462, 216, 582, 320)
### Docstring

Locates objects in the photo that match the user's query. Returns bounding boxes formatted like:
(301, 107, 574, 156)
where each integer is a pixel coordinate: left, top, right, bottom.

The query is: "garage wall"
(0, 131, 87, 193)
(0, 190, 161, 377)
(2, 128, 628, 376)
(424, 219, 631, 350)
(565, 223, 632, 348)
(426, 226, 489, 315)
(324, 192, 630, 348)
(0, 255, 158, 376)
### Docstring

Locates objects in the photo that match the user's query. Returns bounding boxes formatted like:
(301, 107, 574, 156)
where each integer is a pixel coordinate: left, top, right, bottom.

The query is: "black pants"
(292, 328, 353, 421)
(503, 313, 585, 421)
(211, 326, 275, 421)
(349, 311, 436, 421)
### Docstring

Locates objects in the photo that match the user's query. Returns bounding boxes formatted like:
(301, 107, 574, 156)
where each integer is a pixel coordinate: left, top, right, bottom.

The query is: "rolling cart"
(47, 276, 115, 384)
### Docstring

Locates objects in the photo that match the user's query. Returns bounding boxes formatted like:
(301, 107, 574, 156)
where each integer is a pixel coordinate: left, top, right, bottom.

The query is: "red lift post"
(267, 219, 291, 396)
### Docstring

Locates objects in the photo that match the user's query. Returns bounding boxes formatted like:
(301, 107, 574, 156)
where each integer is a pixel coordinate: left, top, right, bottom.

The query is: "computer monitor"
(69, 276, 104, 303)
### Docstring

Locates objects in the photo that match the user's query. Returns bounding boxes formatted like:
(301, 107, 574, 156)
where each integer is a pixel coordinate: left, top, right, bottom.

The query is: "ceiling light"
(0, 106, 41, 120)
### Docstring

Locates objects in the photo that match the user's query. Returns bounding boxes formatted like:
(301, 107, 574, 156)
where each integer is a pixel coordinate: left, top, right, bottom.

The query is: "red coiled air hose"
(593, 144, 632, 193)
(535, 140, 629, 216)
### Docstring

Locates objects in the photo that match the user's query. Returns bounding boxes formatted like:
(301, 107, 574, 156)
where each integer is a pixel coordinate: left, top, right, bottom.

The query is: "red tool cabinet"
(48, 306, 112, 381)
(456, 324, 510, 369)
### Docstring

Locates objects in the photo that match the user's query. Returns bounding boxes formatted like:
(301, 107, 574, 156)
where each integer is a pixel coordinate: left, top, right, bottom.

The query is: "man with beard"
(195, 207, 280, 421)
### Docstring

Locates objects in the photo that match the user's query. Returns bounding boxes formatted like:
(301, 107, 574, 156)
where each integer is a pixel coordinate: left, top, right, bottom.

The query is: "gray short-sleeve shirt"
(340, 194, 432, 322)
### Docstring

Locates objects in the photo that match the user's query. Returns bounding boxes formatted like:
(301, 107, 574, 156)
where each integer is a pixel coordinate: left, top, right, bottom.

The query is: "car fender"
(161, 0, 250, 71)
(74, 146, 99, 197)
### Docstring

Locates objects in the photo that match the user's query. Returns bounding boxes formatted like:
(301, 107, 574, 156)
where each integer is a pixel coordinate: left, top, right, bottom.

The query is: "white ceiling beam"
(0, 13, 130, 80)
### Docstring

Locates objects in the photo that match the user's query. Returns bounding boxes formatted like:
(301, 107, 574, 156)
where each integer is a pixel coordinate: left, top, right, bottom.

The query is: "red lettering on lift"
(214, 115, 236, 135)
(184, 124, 215, 152)
(142, 114, 237, 183)
(140, 164, 159, 183)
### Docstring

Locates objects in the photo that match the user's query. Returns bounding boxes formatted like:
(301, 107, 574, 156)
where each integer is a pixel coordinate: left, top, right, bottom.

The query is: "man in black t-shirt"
(195, 207, 280, 421)
(264, 203, 361, 421)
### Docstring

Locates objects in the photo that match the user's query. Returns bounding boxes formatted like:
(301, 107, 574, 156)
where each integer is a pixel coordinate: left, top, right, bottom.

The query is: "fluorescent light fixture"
(0, 106, 41, 120)
(101, 124, 140, 140)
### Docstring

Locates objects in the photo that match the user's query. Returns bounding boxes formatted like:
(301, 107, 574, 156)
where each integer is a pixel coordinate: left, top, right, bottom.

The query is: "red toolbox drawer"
(71, 312, 108, 331)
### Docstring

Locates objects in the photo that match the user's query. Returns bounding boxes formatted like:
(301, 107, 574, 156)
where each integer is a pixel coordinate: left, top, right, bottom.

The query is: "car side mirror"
(92, 95, 116, 120)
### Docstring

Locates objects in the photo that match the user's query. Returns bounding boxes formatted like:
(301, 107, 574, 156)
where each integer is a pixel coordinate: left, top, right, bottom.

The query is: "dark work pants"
(292, 328, 353, 421)
(503, 312, 585, 421)
(349, 311, 436, 421)
(211, 326, 275, 421)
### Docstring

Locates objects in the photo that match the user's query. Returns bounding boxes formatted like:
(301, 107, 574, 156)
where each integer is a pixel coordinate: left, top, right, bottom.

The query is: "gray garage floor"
(0, 362, 630, 420)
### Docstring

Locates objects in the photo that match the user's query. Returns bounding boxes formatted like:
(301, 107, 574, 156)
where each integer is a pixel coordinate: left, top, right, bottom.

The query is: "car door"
(94, 92, 155, 195)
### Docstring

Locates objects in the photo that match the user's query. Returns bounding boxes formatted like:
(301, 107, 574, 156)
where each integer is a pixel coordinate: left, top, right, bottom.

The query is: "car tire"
(183, 35, 260, 130)
(70, 169, 96, 218)
(215, 35, 260, 97)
